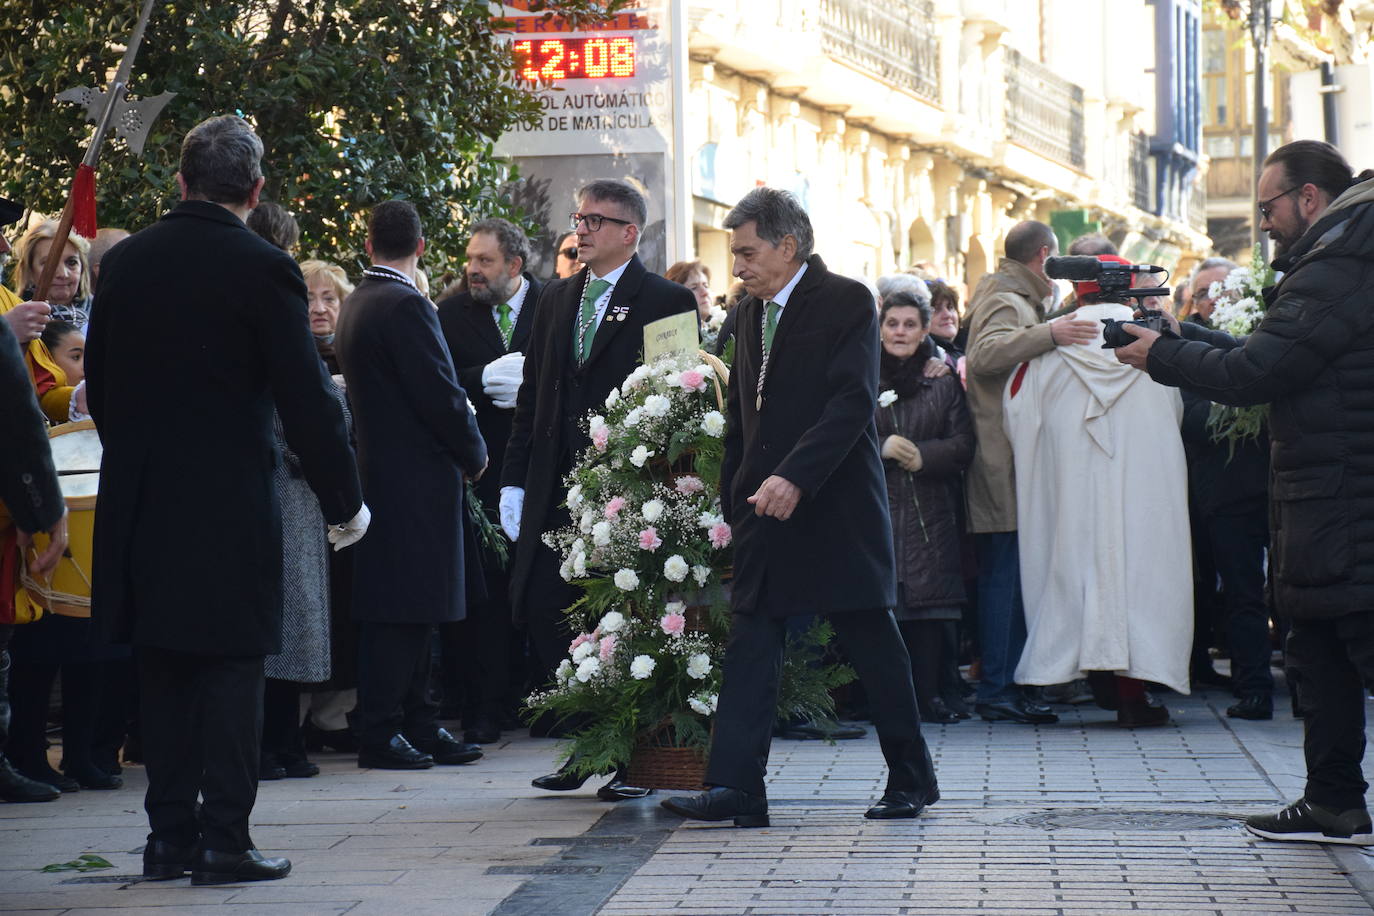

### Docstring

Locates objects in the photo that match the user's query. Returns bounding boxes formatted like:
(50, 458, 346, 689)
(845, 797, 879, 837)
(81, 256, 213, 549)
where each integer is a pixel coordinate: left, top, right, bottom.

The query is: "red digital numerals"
(513, 37, 636, 81)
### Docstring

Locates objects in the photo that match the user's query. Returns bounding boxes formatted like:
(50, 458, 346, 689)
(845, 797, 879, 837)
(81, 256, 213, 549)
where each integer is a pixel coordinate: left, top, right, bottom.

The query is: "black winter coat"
(0, 315, 63, 534)
(86, 202, 362, 655)
(876, 346, 974, 613)
(1147, 178, 1374, 619)
(722, 255, 897, 617)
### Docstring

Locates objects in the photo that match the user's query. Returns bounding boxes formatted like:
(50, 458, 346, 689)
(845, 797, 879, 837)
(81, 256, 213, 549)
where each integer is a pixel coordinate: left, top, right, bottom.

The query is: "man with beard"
(436, 219, 541, 744)
(1116, 140, 1374, 846)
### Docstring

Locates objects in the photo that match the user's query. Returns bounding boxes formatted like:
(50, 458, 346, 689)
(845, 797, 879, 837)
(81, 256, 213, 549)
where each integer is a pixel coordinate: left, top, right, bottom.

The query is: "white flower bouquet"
(1206, 244, 1275, 449)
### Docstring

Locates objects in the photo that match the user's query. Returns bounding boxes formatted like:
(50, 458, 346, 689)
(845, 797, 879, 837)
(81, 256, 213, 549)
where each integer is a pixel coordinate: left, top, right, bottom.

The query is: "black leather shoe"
(661, 786, 769, 827)
(918, 697, 961, 725)
(0, 756, 59, 803)
(865, 790, 928, 819)
(16, 761, 78, 793)
(357, 734, 434, 769)
(410, 728, 482, 765)
(1227, 694, 1274, 720)
(279, 755, 320, 778)
(1117, 695, 1170, 727)
(596, 770, 653, 801)
(532, 759, 594, 791)
(66, 764, 122, 790)
(190, 848, 291, 886)
(142, 839, 194, 881)
(773, 717, 868, 740)
(976, 697, 1058, 724)
(258, 757, 286, 781)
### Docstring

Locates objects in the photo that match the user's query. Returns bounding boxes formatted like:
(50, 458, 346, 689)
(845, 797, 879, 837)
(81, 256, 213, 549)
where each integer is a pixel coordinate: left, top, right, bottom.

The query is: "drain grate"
(59, 875, 139, 885)
(530, 836, 638, 848)
(1004, 809, 1243, 830)
(487, 864, 602, 876)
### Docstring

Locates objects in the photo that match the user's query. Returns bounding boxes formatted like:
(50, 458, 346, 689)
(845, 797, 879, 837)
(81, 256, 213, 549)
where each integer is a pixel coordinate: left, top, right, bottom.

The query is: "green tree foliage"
(0, 1, 620, 274)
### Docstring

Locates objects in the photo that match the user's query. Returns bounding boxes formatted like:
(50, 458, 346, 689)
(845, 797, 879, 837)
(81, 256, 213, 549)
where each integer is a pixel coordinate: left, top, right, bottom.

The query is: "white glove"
(499, 486, 524, 541)
(482, 352, 525, 409)
(327, 503, 371, 552)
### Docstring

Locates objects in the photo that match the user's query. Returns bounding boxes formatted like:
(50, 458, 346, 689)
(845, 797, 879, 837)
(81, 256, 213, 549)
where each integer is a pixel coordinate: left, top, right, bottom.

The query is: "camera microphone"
(1044, 256, 1165, 280)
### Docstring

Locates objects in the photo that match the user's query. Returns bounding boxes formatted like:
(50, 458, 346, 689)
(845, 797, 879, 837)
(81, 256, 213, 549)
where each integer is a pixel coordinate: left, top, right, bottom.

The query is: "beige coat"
(963, 257, 1055, 533)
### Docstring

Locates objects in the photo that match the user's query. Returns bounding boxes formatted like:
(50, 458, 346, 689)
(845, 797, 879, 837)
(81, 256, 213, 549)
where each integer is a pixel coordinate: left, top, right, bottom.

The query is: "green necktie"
(496, 301, 513, 348)
(577, 278, 612, 362)
(763, 300, 781, 356)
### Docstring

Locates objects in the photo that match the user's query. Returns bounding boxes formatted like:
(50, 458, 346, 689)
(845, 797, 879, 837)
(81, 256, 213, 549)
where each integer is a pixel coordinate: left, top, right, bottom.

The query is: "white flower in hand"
(629, 655, 656, 679)
(686, 653, 712, 679)
(614, 568, 640, 591)
(878, 389, 898, 408)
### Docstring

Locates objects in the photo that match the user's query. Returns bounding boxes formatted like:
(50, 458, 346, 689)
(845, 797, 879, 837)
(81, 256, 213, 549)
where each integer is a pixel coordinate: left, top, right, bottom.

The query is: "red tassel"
(71, 164, 98, 239)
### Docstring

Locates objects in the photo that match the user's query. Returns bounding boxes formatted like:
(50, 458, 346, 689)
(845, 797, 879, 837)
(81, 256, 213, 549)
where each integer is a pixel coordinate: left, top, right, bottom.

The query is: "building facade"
(684, 0, 1209, 298)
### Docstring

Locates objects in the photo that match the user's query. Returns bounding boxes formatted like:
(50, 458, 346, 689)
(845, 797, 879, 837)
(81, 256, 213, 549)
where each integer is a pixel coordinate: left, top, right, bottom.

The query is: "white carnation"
(575, 657, 601, 682)
(686, 653, 712, 679)
(572, 640, 595, 662)
(624, 407, 643, 427)
(629, 655, 656, 679)
(589, 414, 607, 433)
(643, 394, 671, 417)
(592, 521, 612, 547)
(579, 509, 595, 534)
(641, 499, 665, 523)
(664, 554, 690, 582)
(559, 558, 574, 581)
(698, 511, 723, 529)
(567, 484, 584, 512)
(605, 388, 620, 408)
(665, 599, 686, 615)
(556, 659, 575, 684)
(630, 445, 654, 468)
(692, 564, 711, 586)
(878, 389, 898, 408)
(572, 552, 587, 578)
(599, 610, 626, 633)
(695, 362, 715, 380)
(701, 410, 726, 437)
(688, 695, 712, 715)
(614, 568, 640, 591)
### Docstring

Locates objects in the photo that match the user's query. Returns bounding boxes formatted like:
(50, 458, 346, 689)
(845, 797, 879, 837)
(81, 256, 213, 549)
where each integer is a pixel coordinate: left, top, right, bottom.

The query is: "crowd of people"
(4, 113, 1374, 885)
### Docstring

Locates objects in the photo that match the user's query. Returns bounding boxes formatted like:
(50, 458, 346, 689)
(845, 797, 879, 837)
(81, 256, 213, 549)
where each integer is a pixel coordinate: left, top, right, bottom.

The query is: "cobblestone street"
(4, 677, 1374, 915)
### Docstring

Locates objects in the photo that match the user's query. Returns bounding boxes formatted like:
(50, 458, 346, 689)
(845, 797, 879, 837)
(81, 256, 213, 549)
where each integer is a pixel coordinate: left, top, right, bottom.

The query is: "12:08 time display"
(513, 37, 637, 81)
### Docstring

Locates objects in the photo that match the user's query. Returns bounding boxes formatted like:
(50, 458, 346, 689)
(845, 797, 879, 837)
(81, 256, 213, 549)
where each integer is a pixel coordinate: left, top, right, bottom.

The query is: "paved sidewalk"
(3, 680, 1374, 915)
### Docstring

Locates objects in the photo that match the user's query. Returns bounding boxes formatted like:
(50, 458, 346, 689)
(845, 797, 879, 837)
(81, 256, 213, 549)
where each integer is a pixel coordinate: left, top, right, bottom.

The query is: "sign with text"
(642, 311, 698, 365)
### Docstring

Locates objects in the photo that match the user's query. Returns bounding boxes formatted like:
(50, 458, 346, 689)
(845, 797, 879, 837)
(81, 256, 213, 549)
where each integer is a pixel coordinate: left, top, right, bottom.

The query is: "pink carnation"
(660, 613, 686, 636)
(604, 496, 627, 519)
(709, 522, 732, 549)
(599, 634, 618, 663)
(679, 370, 706, 391)
(592, 426, 610, 452)
(568, 632, 594, 654)
(675, 475, 705, 495)
(638, 527, 663, 551)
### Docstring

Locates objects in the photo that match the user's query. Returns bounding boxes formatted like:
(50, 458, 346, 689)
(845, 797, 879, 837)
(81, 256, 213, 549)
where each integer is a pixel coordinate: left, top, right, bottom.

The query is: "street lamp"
(1221, 0, 1274, 256)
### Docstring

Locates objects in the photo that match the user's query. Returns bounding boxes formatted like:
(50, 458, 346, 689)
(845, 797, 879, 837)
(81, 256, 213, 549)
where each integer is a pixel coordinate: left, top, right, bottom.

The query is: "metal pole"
(1321, 61, 1340, 147)
(1250, 0, 1271, 258)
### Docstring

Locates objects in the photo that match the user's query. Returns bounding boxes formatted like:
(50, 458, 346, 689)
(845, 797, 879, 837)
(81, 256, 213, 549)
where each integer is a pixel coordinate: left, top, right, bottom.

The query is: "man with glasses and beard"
(500, 179, 695, 799)
(436, 218, 542, 745)
(1116, 139, 1374, 847)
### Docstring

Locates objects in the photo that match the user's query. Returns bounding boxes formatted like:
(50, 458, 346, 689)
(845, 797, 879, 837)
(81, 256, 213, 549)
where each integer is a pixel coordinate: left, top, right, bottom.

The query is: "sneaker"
(1245, 798, 1374, 846)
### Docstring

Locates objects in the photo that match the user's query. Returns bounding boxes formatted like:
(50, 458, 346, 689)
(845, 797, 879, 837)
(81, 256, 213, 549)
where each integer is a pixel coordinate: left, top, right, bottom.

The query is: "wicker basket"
(625, 743, 708, 790)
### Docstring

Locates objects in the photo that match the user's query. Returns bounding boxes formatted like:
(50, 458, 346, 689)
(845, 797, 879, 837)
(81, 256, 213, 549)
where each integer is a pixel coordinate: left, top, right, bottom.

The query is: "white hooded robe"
(1004, 302, 1192, 694)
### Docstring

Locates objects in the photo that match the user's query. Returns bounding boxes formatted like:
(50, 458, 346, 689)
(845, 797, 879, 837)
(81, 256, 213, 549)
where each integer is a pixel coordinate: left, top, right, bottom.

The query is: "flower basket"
(625, 743, 707, 790)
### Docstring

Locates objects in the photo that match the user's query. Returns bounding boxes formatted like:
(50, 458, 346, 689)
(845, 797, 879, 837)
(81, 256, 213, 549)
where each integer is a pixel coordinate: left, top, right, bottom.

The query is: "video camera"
(1044, 255, 1177, 349)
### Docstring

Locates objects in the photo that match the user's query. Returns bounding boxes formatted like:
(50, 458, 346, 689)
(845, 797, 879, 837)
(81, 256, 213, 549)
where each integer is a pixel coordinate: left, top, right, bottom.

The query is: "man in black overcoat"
(498, 179, 695, 794)
(663, 187, 939, 827)
(85, 116, 367, 884)
(335, 200, 488, 771)
(0, 310, 68, 804)
(436, 218, 541, 744)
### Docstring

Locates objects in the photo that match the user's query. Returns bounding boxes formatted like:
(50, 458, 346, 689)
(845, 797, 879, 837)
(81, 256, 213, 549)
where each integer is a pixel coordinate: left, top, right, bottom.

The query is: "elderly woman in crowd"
(876, 290, 975, 725)
(8, 221, 93, 421)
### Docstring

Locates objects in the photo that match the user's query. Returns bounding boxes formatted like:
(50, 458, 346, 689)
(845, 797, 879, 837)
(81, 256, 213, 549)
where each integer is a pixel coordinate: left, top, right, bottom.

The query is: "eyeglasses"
(1190, 289, 1211, 303)
(559, 247, 579, 260)
(1257, 185, 1300, 220)
(570, 212, 633, 232)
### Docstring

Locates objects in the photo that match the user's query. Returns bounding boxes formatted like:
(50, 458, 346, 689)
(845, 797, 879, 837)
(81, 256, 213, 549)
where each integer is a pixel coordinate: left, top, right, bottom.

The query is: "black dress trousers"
(356, 621, 439, 748)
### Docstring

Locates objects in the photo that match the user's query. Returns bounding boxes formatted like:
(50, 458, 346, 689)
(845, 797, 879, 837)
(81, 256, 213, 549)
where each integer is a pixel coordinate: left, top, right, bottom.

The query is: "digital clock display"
(514, 37, 636, 81)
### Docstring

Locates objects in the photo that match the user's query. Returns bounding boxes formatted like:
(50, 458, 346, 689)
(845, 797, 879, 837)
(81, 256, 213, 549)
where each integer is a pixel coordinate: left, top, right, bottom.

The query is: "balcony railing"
(820, 0, 940, 105)
(1005, 48, 1085, 171)
(1129, 132, 1152, 212)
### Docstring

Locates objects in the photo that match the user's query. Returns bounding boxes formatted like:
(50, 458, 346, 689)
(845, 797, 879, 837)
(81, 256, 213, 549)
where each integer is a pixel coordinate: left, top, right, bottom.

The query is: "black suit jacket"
(335, 272, 488, 624)
(722, 254, 897, 617)
(0, 315, 62, 533)
(85, 201, 362, 655)
(501, 254, 696, 620)
(436, 273, 542, 513)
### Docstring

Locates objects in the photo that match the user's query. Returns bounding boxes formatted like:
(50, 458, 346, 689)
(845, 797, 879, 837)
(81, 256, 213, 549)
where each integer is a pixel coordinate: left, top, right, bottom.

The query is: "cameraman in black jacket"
(1116, 140, 1374, 847)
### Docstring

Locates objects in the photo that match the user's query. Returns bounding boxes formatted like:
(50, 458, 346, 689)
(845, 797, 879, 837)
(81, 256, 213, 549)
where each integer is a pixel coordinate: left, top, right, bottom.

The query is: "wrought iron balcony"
(1005, 48, 1085, 170)
(1130, 132, 1152, 212)
(820, 0, 940, 105)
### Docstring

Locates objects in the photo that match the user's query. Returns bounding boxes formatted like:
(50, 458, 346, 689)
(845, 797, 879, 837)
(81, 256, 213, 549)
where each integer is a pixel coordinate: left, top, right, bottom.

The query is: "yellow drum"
(19, 419, 99, 620)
